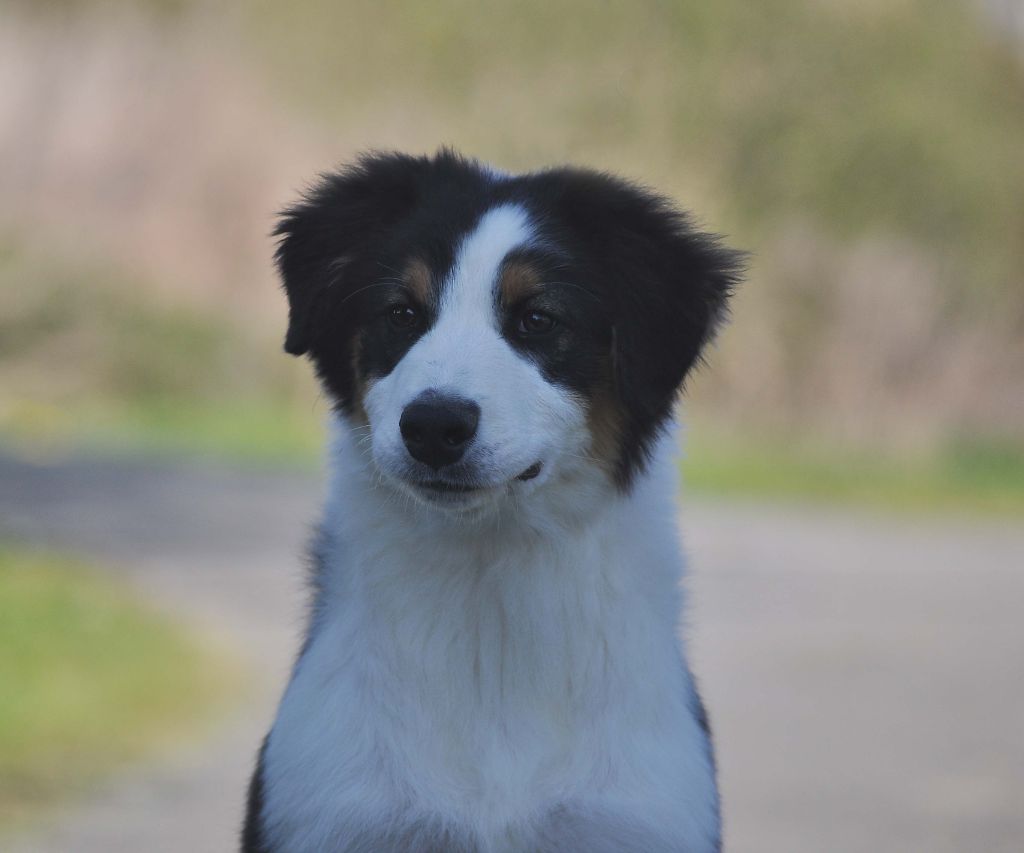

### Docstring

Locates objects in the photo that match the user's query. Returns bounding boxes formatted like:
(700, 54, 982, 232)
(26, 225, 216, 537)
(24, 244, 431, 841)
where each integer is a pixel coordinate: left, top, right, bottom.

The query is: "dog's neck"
(262, 417, 708, 843)
(319, 414, 685, 571)
(307, 418, 689, 708)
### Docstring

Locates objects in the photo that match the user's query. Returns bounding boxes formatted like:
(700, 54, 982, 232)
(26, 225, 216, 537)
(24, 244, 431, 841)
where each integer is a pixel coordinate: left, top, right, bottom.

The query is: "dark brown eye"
(388, 305, 420, 329)
(517, 309, 556, 335)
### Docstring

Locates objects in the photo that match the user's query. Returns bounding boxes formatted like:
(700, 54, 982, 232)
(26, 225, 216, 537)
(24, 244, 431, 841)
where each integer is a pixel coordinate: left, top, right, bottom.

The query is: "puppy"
(242, 150, 742, 852)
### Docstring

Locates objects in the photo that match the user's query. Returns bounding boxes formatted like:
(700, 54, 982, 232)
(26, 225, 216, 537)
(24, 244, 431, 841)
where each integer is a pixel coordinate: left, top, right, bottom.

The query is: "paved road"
(1, 451, 1022, 852)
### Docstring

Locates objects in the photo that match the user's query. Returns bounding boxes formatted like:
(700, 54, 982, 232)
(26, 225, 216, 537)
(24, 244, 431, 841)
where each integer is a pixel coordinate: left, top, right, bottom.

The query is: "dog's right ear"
(274, 152, 423, 356)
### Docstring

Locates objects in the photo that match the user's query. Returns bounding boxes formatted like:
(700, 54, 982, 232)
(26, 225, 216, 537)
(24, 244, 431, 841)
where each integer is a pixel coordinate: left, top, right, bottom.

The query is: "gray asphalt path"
(1, 452, 1022, 853)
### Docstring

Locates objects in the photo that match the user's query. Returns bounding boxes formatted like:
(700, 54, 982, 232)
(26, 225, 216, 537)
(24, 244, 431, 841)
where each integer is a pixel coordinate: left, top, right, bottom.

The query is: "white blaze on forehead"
(442, 204, 534, 322)
(362, 199, 589, 497)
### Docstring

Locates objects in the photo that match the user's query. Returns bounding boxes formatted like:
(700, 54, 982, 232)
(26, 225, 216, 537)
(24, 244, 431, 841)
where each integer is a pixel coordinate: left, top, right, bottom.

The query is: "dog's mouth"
(516, 462, 543, 482)
(419, 479, 479, 494)
(413, 462, 543, 498)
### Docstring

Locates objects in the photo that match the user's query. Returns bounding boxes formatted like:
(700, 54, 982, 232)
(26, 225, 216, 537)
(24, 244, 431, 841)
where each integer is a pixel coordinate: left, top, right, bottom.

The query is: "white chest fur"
(257, 427, 719, 852)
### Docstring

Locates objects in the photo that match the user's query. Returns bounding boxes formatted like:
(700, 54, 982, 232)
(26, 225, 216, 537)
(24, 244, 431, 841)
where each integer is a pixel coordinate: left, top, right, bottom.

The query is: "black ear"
(548, 169, 745, 481)
(274, 152, 423, 355)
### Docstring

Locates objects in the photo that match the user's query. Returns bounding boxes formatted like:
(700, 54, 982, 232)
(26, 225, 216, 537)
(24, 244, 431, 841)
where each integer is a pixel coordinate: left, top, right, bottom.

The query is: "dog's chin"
(404, 482, 504, 515)
(382, 461, 546, 516)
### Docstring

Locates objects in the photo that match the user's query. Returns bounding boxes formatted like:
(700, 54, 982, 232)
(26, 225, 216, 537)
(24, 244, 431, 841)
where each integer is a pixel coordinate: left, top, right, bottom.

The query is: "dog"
(242, 150, 742, 852)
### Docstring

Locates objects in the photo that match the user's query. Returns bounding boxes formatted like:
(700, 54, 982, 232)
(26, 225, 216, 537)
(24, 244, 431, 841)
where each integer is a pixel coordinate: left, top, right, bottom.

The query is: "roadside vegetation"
(0, 546, 236, 830)
(682, 429, 1024, 517)
(1, 244, 1022, 516)
(1, 0, 1021, 515)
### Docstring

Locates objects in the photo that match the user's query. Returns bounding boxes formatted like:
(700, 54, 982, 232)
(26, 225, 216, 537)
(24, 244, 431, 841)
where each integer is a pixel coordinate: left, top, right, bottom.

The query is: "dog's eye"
(517, 310, 557, 336)
(388, 305, 420, 329)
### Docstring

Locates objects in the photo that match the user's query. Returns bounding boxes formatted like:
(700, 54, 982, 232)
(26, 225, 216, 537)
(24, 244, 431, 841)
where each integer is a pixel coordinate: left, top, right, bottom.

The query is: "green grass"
(0, 546, 236, 829)
(0, 397, 324, 468)
(0, 247, 323, 467)
(0, 248, 304, 408)
(682, 432, 1024, 517)
(4, 394, 1021, 517)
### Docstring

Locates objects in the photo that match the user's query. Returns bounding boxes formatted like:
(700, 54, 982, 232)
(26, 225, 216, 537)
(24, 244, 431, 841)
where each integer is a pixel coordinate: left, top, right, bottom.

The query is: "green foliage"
(41, 398, 325, 466)
(0, 547, 234, 828)
(234, 0, 1024, 451)
(243, 0, 1024, 299)
(682, 429, 1024, 516)
(0, 246, 317, 456)
(2, 261, 242, 403)
(3, 1, 1022, 511)
(7, 0, 194, 18)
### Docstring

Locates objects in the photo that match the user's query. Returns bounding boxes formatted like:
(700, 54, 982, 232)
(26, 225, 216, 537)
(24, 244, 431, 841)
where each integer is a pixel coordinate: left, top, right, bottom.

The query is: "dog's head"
(276, 150, 742, 513)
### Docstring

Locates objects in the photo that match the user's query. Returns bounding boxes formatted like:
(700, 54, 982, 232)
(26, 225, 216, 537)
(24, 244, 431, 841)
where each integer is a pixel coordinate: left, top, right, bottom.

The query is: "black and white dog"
(243, 150, 742, 852)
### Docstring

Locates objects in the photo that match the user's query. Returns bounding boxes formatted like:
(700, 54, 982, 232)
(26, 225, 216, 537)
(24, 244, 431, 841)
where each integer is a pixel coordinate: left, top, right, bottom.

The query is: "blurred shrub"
(0, 243, 317, 455)
(0, 0, 1021, 456)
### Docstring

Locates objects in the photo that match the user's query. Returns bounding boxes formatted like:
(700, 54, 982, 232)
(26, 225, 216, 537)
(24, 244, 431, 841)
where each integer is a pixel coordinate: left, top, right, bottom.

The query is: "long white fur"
(259, 204, 719, 852)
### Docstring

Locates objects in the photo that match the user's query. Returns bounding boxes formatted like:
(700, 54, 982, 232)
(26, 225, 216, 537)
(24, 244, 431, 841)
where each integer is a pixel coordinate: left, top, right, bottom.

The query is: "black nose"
(399, 394, 480, 470)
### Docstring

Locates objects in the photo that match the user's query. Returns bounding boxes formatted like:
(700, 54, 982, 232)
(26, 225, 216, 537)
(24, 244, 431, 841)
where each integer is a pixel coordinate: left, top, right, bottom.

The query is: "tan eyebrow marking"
(587, 384, 624, 474)
(403, 258, 433, 304)
(499, 259, 543, 306)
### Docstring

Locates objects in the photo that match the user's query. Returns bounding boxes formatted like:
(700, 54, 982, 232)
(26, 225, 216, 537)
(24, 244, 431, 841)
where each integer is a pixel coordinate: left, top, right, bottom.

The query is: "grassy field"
(682, 430, 1024, 517)
(0, 546, 235, 830)
(3, 393, 1021, 517)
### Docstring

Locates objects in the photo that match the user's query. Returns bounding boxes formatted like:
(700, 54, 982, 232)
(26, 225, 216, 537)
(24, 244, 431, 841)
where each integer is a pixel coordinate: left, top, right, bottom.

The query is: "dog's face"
(276, 151, 741, 513)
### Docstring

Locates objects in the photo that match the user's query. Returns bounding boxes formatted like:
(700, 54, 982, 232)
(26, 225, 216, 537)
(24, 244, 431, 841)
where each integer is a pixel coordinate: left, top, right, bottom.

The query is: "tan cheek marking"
(586, 381, 625, 475)
(586, 331, 624, 474)
(501, 259, 622, 475)
(404, 258, 433, 305)
(499, 260, 543, 306)
(349, 259, 428, 428)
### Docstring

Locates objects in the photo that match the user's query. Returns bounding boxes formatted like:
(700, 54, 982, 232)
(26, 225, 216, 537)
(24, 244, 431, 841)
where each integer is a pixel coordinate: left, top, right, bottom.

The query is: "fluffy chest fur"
(256, 430, 718, 853)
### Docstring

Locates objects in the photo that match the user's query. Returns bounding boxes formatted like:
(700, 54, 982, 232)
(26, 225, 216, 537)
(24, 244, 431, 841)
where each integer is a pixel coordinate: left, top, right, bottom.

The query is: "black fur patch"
(496, 246, 613, 403)
(507, 166, 744, 486)
(241, 737, 270, 853)
(274, 149, 743, 487)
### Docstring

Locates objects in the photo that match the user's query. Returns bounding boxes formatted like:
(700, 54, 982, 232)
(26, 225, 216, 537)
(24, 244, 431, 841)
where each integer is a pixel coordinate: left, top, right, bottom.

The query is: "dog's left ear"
(274, 152, 424, 356)
(548, 169, 745, 479)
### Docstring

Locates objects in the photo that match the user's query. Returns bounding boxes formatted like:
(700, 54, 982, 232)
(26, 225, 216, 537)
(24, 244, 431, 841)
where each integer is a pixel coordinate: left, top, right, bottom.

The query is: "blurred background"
(0, 1, 1021, 851)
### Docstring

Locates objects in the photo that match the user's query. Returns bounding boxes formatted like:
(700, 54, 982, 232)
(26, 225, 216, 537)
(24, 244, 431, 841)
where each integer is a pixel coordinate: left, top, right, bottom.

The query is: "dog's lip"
(516, 461, 543, 482)
(418, 479, 480, 494)
(412, 462, 543, 495)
